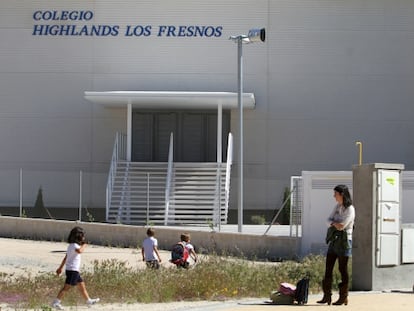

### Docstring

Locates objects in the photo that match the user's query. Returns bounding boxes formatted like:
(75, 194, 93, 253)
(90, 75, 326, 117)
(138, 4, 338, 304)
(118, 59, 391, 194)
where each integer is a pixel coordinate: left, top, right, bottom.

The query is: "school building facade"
(1, 0, 414, 225)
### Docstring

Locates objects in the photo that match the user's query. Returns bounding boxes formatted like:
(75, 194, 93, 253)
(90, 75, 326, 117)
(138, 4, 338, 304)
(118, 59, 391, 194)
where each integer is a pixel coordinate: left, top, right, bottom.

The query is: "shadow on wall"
(0, 205, 106, 222)
(1, 207, 280, 225)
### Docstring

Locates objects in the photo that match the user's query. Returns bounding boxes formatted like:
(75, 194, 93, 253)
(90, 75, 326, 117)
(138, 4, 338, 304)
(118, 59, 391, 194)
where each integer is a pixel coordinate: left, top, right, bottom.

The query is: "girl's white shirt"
(327, 204, 355, 241)
(185, 243, 194, 262)
(66, 243, 81, 271)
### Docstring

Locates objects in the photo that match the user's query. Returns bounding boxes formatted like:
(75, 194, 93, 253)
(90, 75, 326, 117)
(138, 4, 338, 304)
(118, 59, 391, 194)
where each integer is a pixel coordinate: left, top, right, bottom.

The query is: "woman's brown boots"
(317, 278, 332, 305)
(332, 282, 348, 305)
(318, 279, 348, 305)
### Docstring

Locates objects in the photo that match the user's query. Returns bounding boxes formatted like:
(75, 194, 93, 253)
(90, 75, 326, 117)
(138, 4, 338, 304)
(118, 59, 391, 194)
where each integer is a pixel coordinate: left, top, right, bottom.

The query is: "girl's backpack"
(170, 242, 189, 267)
(294, 276, 310, 305)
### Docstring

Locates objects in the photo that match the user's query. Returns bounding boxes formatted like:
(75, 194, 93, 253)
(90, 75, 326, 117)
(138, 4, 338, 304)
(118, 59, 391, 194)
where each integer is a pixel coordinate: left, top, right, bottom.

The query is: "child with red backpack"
(170, 233, 197, 268)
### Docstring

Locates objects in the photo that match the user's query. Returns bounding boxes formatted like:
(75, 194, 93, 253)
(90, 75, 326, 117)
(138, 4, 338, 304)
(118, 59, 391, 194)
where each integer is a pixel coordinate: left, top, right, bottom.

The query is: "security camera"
(247, 28, 265, 42)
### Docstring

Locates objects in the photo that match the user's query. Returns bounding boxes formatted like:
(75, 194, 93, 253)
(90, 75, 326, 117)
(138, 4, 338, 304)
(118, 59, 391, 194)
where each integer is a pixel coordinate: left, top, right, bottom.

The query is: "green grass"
(0, 254, 349, 309)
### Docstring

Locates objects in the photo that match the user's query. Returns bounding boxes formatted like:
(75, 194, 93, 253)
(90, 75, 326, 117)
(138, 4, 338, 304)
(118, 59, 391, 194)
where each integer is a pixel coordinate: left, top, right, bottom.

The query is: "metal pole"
(147, 173, 150, 225)
(19, 168, 23, 217)
(79, 170, 82, 221)
(230, 28, 264, 233)
(237, 38, 244, 233)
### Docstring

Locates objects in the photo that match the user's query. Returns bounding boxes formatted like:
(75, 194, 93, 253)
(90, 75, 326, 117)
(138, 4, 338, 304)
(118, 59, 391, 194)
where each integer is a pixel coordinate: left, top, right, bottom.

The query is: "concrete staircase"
(107, 161, 229, 226)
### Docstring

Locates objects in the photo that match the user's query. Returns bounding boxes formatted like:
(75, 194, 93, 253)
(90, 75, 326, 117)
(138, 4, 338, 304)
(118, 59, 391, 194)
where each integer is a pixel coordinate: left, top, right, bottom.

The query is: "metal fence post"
(19, 168, 23, 217)
(79, 170, 83, 221)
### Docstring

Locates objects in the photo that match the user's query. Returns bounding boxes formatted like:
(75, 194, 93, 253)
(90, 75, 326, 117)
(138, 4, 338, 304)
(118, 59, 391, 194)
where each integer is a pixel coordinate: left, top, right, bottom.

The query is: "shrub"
(0, 254, 349, 309)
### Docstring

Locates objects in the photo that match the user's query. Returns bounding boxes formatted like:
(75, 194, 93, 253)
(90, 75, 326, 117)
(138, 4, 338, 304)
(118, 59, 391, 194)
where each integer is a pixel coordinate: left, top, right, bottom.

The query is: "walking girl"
(52, 226, 99, 310)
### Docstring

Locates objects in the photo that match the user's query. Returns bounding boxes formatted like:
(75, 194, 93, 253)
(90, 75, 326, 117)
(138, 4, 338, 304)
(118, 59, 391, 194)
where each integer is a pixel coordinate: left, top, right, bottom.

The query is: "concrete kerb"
(0, 216, 299, 260)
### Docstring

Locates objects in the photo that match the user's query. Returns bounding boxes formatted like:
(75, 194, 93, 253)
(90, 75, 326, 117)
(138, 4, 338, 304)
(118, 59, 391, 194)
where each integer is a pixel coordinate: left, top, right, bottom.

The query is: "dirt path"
(1, 238, 414, 311)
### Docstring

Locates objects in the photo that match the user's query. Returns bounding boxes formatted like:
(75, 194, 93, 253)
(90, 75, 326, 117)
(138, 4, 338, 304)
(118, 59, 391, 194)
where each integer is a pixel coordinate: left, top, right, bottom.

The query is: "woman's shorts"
(328, 240, 353, 257)
(65, 270, 83, 286)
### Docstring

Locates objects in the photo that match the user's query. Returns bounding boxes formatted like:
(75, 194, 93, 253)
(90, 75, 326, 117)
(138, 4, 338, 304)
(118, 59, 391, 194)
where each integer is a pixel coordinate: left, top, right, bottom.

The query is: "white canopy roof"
(84, 91, 255, 109)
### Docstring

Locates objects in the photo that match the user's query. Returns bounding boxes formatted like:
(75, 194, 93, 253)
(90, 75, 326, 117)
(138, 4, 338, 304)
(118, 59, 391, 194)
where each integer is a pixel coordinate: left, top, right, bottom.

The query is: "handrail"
(214, 162, 221, 229)
(106, 132, 126, 222)
(290, 176, 303, 237)
(263, 186, 295, 236)
(106, 131, 233, 226)
(224, 133, 233, 214)
(164, 132, 174, 225)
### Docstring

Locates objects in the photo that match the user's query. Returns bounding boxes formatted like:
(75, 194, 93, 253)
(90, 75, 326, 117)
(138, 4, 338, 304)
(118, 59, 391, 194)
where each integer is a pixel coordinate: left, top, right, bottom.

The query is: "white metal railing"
(262, 176, 302, 237)
(164, 132, 174, 225)
(214, 164, 221, 228)
(224, 133, 233, 218)
(290, 176, 303, 237)
(106, 131, 232, 226)
(108, 162, 168, 224)
(106, 132, 127, 221)
(116, 161, 132, 223)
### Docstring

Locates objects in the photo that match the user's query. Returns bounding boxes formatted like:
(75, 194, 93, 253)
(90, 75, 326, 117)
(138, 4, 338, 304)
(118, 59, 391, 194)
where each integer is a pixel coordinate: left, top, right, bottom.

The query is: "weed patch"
(0, 254, 349, 309)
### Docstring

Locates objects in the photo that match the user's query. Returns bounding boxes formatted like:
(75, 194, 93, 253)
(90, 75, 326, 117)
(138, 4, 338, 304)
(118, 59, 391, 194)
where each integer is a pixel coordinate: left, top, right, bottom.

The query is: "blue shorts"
(328, 239, 353, 257)
(65, 270, 83, 286)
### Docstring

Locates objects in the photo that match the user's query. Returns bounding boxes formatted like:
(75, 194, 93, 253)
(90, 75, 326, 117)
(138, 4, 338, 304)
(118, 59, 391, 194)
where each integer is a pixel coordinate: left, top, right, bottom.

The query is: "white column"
(217, 102, 222, 163)
(127, 102, 132, 162)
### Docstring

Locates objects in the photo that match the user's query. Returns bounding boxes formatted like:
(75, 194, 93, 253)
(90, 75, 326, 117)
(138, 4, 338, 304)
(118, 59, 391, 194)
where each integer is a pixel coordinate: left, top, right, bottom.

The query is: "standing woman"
(317, 184, 355, 306)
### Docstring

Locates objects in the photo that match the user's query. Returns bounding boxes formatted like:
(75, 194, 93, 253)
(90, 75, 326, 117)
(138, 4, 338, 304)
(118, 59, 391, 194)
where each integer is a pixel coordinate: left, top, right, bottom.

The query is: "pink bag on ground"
(278, 282, 296, 296)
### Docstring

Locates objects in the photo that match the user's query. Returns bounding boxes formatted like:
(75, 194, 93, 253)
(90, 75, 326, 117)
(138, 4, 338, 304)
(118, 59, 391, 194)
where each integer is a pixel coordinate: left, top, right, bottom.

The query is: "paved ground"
(1, 237, 414, 311)
(189, 292, 414, 311)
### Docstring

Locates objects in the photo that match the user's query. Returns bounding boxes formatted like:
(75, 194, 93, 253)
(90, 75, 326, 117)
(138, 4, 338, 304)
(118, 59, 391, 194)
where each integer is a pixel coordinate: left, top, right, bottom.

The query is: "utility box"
(352, 163, 414, 291)
(402, 226, 414, 264)
(376, 169, 401, 267)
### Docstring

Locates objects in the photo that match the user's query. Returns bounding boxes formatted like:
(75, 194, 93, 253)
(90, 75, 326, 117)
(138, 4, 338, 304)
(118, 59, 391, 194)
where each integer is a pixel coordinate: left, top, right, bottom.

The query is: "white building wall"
(1, 1, 414, 216)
